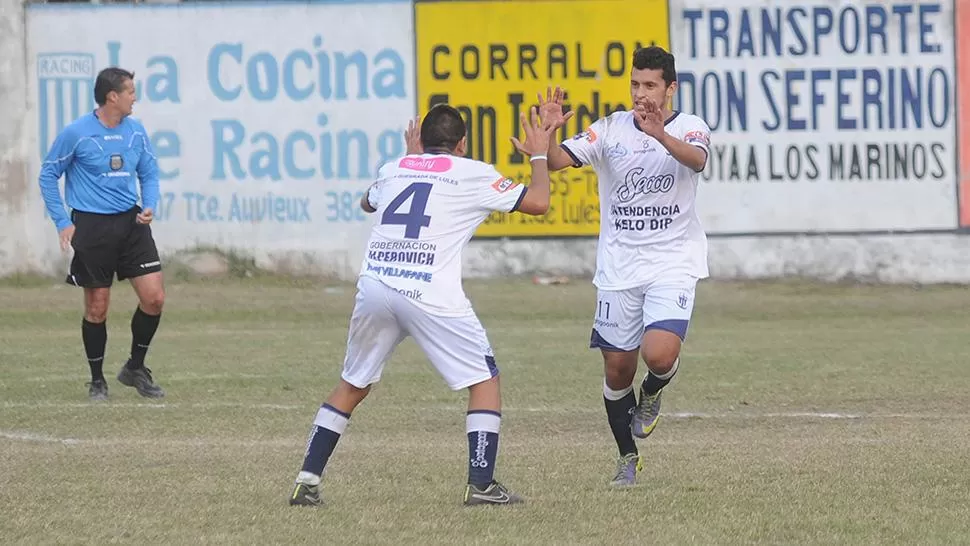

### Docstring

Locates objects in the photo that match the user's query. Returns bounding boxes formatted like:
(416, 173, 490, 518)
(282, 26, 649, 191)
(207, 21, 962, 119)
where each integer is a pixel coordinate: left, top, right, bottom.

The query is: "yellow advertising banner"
(415, 0, 671, 237)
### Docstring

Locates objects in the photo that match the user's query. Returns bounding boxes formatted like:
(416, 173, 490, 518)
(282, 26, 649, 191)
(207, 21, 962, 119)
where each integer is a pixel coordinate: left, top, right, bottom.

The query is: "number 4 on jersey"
(381, 182, 432, 239)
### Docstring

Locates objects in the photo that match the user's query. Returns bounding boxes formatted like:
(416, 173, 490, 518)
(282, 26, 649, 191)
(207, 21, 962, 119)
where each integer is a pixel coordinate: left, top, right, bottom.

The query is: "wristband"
(530, 155, 548, 162)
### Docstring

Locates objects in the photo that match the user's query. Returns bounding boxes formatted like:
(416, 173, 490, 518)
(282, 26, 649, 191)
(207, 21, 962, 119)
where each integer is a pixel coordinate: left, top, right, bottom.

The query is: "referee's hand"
(59, 225, 75, 252)
(136, 208, 154, 225)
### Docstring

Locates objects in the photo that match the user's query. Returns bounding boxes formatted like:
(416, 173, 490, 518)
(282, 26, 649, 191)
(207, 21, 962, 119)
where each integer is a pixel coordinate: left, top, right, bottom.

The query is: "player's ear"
(666, 81, 678, 107)
(455, 136, 468, 157)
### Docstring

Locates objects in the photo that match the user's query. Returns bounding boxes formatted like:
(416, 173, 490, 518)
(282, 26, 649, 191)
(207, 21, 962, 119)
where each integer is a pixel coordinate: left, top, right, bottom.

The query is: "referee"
(38, 67, 166, 401)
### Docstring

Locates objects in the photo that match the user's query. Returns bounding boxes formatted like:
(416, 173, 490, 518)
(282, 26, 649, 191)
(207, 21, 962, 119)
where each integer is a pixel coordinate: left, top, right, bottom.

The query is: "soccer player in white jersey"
(288, 104, 560, 507)
(538, 46, 712, 486)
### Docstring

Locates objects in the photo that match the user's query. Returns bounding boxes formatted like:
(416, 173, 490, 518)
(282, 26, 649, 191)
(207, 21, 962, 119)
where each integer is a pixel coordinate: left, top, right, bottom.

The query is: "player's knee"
(84, 308, 108, 323)
(602, 351, 637, 389)
(641, 348, 679, 375)
(140, 289, 165, 314)
(641, 326, 684, 375)
(84, 291, 109, 322)
(338, 379, 370, 397)
(331, 380, 371, 412)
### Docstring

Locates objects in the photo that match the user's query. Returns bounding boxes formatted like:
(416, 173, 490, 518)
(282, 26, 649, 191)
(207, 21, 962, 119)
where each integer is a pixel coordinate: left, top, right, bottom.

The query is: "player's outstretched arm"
(546, 142, 578, 171)
(510, 106, 555, 215)
(537, 86, 577, 171)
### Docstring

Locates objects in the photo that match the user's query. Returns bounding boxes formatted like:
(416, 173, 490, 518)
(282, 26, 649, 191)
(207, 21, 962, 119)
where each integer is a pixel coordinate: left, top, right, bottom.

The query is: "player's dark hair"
(420, 103, 466, 153)
(94, 67, 135, 106)
(632, 46, 676, 87)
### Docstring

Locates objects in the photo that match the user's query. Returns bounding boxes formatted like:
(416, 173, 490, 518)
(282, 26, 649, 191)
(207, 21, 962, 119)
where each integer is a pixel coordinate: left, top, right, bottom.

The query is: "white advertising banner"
(669, 0, 958, 233)
(26, 2, 414, 268)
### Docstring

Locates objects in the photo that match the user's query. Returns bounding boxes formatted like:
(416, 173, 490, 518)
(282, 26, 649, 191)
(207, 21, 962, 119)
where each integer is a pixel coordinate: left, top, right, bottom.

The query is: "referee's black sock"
(127, 306, 161, 369)
(82, 319, 107, 382)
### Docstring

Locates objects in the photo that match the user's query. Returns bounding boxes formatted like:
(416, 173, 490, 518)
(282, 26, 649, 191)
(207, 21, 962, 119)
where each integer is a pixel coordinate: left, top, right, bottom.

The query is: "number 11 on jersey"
(597, 300, 611, 320)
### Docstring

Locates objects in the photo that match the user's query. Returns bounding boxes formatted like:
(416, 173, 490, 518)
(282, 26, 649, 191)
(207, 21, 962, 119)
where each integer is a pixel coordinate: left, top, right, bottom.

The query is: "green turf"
(1, 277, 968, 545)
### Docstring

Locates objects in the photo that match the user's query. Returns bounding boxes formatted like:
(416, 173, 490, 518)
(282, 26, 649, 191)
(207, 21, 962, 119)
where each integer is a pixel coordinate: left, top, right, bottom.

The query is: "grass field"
(1, 275, 969, 545)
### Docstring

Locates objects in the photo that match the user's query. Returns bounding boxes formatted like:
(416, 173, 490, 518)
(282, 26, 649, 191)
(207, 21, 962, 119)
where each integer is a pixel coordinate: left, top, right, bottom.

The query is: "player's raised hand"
(404, 116, 423, 155)
(636, 98, 666, 140)
(510, 106, 555, 157)
(537, 86, 575, 130)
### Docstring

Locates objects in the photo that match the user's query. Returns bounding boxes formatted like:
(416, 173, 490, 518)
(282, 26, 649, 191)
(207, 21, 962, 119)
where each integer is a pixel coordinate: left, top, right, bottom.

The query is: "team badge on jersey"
(572, 128, 597, 143)
(684, 130, 710, 147)
(491, 177, 519, 193)
(605, 142, 628, 159)
(110, 154, 124, 171)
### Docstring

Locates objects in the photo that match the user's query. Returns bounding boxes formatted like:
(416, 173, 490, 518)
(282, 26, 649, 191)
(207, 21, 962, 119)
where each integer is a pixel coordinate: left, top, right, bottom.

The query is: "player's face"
(630, 68, 675, 111)
(111, 79, 136, 116)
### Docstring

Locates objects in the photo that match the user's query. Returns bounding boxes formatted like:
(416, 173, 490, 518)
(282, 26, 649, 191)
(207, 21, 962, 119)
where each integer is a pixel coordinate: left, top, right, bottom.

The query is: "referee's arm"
(136, 134, 161, 212)
(38, 129, 78, 231)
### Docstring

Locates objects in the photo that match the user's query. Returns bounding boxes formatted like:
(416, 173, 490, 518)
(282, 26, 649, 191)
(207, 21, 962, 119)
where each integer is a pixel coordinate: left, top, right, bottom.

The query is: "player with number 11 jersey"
(539, 46, 713, 488)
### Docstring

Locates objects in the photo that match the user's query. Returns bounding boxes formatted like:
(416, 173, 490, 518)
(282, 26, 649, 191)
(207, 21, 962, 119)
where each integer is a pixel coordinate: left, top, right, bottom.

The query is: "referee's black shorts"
(66, 207, 162, 288)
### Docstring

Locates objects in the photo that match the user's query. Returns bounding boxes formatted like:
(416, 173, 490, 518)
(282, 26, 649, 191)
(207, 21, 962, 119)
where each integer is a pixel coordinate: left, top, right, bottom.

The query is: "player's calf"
(288, 381, 369, 507)
(463, 377, 523, 506)
(631, 327, 683, 439)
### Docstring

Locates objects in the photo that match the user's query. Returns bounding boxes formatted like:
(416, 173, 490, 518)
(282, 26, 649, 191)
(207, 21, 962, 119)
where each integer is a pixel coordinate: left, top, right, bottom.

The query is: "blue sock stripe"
(322, 403, 351, 419)
(467, 409, 502, 417)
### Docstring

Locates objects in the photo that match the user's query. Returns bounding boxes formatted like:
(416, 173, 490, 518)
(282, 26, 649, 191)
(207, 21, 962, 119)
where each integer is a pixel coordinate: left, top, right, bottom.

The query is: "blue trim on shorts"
(645, 319, 689, 341)
(589, 328, 637, 352)
(485, 355, 499, 377)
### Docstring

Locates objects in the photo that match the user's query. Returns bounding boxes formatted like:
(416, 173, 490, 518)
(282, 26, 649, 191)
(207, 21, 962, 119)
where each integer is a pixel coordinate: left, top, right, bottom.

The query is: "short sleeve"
(559, 116, 608, 168)
(367, 163, 393, 209)
(680, 116, 712, 155)
(475, 164, 527, 213)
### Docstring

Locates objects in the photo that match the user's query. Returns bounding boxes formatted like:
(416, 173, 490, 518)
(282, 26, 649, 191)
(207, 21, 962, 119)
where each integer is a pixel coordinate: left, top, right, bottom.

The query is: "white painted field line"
(2, 401, 966, 421)
(666, 411, 864, 419)
(0, 430, 297, 448)
(0, 431, 82, 445)
(1, 401, 301, 410)
(26, 372, 272, 383)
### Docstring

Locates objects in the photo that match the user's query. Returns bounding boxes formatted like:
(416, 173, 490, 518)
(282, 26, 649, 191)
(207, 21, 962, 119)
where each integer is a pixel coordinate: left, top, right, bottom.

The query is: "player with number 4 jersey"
(538, 46, 713, 487)
(288, 103, 562, 508)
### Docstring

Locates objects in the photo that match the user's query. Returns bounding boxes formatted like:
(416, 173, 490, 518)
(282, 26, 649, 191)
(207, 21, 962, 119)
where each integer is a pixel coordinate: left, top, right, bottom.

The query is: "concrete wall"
(3, 0, 969, 284)
(463, 235, 970, 284)
(0, 0, 31, 278)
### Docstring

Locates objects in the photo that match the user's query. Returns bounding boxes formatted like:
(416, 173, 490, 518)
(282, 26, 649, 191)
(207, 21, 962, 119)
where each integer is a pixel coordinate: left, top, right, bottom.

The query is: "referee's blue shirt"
(38, 112, 161, 231)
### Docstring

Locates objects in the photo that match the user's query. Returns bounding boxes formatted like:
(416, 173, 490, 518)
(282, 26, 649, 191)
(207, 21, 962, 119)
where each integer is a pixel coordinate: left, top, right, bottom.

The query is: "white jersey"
(359, 153, 526, 317)
(560, 110, 712, 290)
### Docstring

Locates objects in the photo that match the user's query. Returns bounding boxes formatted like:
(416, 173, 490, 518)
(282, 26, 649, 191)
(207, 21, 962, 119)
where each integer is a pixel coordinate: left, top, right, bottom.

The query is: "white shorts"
(340, 276, 499, 391)
(589, 274, 698, 352)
